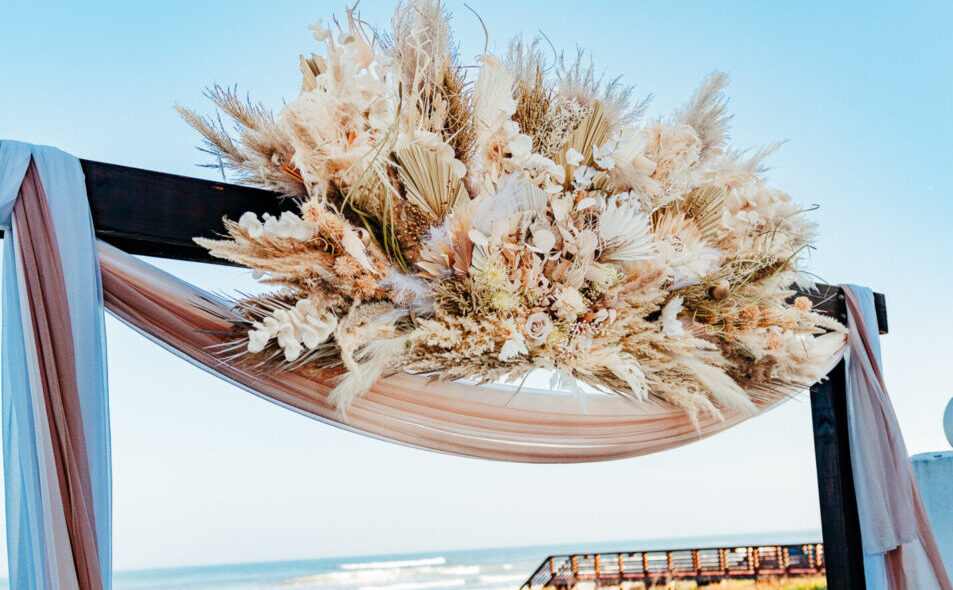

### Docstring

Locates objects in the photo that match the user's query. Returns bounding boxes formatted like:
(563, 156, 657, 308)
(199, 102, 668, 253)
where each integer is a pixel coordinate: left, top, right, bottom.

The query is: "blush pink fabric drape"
(9, 160, 104, 590)
(842, 286, 951, 589)
(96, 240, 847, 463)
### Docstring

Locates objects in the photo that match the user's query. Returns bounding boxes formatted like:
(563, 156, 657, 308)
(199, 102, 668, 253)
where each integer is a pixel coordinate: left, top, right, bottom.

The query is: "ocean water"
(0, 530, 822, 589)
(113, 546, 542, 590)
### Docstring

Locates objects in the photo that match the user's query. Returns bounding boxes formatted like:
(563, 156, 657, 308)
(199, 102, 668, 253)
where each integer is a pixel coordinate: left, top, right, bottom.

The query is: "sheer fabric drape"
(844, 285, 951, 589)
(0, 141, 110, 590)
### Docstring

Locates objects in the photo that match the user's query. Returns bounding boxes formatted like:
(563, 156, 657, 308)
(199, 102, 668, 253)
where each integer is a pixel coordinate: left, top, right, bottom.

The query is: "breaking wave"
(340, 557, 446, 571)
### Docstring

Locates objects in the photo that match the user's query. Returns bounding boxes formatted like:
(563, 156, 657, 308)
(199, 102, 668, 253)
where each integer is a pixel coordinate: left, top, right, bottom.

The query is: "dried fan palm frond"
(395, 145, 469, 220)
(682, 185, 726, 242)
(472, 54, 517, 142)
(417, 205, 474, 280)
(653, 208, 720, 289)
(299, 53, 326, 92)
(467, 53, 518, 194)
(555, 100, 610, 168)
(598, 195, 655, 263)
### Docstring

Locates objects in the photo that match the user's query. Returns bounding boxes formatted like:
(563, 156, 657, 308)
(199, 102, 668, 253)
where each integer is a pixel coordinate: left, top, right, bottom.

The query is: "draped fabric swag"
(0, 142, 110, 590)
(0, 142, 947, 589)
(98, 240, 843, 463)
(844, 287, 952, 589)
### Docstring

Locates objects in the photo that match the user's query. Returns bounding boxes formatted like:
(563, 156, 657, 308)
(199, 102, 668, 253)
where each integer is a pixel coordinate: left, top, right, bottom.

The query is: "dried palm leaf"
(682, 185, 726, 242)
(395, 145, 469, 220)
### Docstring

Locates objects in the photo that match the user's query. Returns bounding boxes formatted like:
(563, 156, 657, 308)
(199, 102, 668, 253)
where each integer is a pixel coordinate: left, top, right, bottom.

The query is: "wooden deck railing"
(521, 543, 825, 588)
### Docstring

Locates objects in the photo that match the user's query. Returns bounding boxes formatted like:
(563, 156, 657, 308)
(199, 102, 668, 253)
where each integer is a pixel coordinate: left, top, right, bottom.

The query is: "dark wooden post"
(810, 359, 866, 589)
(0, 159, 888, 590)
(807, 286, 886, 590)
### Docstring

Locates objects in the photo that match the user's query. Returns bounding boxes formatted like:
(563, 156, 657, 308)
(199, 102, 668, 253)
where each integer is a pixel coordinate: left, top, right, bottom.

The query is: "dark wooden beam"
(80, 159, 290, 263)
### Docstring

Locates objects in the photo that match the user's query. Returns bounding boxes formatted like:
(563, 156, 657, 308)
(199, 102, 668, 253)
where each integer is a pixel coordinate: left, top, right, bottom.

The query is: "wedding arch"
(0, 4, 948, 588)
(0, 144, 946, 590)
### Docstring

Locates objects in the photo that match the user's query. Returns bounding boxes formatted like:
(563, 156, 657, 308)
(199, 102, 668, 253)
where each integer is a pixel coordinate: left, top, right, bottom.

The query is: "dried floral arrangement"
(178, 1, 845, 423)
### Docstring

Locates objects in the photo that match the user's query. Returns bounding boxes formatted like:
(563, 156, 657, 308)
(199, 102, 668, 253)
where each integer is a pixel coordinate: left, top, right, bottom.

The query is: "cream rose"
(525, 312, 554, 343)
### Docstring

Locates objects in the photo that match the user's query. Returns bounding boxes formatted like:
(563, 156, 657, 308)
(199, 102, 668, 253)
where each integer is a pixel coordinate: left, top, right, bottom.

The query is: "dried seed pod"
(711, 279, 731, 300)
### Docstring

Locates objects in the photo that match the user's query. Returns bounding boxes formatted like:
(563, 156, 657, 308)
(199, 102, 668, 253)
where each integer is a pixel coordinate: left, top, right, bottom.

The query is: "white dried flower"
(565, 148, 584, 167)
(499, 335, 529, 361)
(247, 325, 272, 353)
(554, 287, 587, 321)
(276, 211, 313, 240)
(247, 299, 338, 362)
(249, 212, 314, 240)
(507, 134, 533, 161)
(468, 228, 489, 247)
(576, 196, 597, 211)
(550, 196, 572, 221)
(572, 165, 597, 190)
(661, 296, 685, 338)
(586, 262, 621, 292)
(238, 211, 264, 238)
(593, 139, 617, 171)
(528, 224, 556, 254)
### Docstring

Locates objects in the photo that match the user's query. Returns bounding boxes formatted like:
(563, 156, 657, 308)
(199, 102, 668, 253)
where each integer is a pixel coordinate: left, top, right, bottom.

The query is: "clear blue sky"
(1, 0, 952, 575)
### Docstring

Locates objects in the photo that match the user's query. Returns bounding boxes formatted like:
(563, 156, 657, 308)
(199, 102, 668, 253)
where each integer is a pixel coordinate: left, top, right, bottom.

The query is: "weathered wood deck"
(521, 543, 825, 589)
